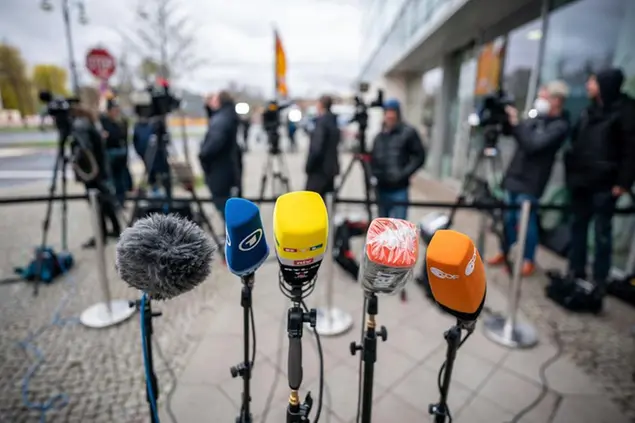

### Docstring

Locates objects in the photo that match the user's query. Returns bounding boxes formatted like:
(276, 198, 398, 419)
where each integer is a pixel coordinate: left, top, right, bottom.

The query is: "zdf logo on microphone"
(239, 229, 263, 251)
(430, 267, 459, 280)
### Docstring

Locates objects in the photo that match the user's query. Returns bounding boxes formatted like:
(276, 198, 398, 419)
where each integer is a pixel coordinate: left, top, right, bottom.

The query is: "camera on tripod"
(472, 89, 514, 148)
(350, 82, 384, 153)
(131, 79, 182, 119)
(39, 91, 80, 139)
(262, 100, 286, 154)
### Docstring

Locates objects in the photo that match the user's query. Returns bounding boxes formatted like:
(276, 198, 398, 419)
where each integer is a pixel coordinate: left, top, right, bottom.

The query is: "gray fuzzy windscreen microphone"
(116, 213, 216, 300)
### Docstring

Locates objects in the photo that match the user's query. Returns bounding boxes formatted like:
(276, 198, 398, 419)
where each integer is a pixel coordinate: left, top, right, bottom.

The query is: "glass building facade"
(359, 0, 635, 272)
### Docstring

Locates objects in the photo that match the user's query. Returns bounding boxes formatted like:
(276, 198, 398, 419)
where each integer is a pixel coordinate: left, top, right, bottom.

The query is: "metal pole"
(482, 199, 538, 349)
(62, 0, 80, 95)
(89, 190, 112, 313)
(79, 190, 136, 328)
(313, 192, 354, 336)
(524, 0, 551, 114)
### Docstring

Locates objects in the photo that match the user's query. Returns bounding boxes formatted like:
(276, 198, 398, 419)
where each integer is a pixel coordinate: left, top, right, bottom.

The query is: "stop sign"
(86, 48, 116, 80)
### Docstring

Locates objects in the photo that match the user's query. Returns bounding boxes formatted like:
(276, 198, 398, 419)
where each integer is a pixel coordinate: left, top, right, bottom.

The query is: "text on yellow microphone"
(273, 191, 328, 261)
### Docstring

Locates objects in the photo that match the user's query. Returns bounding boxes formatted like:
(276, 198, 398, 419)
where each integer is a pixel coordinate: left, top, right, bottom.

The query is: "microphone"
(425, 229, 487, 322)
(359, 218, 420, 294)
(273, 191, 328, 288)
(225, 198, 269, 276)
(115, 213, 216, 300)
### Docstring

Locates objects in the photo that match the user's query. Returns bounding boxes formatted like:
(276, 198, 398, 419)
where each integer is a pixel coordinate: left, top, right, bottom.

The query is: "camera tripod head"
(350, 87, 384, 154)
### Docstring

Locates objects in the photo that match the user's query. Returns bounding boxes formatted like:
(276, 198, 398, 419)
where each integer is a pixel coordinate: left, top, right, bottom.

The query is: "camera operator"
(100, 99, 132, 207)
(487, 81, 571, 276)
(565, 68, 635, 296)
(370, 99, 426, 219)
(70, 105, 122, 249)
(132, 106, 170, 192)
(305, 95, 340, 199)
(199, 91, 241, 221)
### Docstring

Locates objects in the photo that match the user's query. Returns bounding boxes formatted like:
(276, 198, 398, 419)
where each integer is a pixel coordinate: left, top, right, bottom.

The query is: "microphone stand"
(231, 274, 254, 423)
(131, 297, 162, 423)
(429, 320, 473, 423)
(350, 292, 387, 423)
(287, 286, 317, 423)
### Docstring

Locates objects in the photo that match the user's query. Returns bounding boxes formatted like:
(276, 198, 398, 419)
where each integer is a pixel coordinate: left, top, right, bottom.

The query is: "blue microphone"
(225, 198, 269, 276)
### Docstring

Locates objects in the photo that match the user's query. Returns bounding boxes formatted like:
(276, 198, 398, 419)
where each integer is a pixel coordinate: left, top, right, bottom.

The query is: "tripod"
(258, 148, 291, 201)
(133, 296, 162, 423)
(230, 274, 255, 423)
(429, 321, 474, 423)
(350, 292, 387, 423)
(335, 152, 374, 224)
(286, 287, 317, 423)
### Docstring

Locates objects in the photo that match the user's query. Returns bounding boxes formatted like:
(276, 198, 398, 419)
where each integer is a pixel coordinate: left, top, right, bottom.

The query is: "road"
(0, 124, 296, 189)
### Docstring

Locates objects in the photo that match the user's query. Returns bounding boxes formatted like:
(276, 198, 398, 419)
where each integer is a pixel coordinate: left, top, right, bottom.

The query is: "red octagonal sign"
(86, 48, 116, 80)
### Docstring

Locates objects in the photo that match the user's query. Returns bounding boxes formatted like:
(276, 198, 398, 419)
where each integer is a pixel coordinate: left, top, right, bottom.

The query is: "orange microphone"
(426, 229, 487, 322)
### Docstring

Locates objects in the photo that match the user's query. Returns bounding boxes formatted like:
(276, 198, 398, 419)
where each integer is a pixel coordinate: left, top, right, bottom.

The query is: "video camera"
(39, 91, 80, 139)
(350, 82, 384, 153)
(262, 100, 288, 154)
(473, 89, 514, 148)
(131, 79, 181, 119)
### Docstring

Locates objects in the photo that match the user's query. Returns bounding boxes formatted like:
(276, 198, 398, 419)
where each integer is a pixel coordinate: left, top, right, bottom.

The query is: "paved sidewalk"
(0, 140, 632, 422)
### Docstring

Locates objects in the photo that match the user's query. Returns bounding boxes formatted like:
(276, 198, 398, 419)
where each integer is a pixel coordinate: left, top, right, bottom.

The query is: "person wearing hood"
(370, 98, 426, 220)
(565, 68, 635, 297)
(199, 90, 241, 221)
(488, 81, 571, 277)
(305, 94, 341, 199)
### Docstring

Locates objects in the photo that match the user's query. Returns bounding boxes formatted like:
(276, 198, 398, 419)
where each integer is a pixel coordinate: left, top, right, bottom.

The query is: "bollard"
(79, 190, 136, 329)
(482, 199, 538, 349)
(313, 192, 354, 336)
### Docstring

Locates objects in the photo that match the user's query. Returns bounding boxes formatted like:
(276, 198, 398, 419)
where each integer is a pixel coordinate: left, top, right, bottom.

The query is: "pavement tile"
(421, 347, 497, 392)
(163, 384, 236, 423)
(385, 324, 445, 362)
(305, 363, 389, 423)
(551, 394, 632, 423)
(454, 395, 516, 423)
(358, 392, 431, 423)
(390, 362, 473, 416)
(477, 366, 560, 423)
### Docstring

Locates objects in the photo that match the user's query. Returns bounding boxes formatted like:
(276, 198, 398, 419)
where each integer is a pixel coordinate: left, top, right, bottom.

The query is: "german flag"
(274, 29, 288, 99)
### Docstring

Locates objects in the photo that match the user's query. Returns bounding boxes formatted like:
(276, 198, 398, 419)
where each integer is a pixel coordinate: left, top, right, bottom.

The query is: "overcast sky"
(1, 0, 362, 97)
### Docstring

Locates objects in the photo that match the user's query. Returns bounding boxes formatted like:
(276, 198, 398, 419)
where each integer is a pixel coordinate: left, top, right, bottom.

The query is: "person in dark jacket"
(370, 99, 426, 220)
(488, 81, 571, 276)
(100, 100, 131, 206)
(199, 91, 241, 221)
(305, 95, 341, 200)
(70, 106, 122, 249)
(565, 68, 635, 293)
(132, 106, 171, 193)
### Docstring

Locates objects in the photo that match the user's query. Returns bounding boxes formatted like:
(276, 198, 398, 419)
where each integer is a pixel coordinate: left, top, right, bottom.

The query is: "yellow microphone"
(273, 191, 328, 287)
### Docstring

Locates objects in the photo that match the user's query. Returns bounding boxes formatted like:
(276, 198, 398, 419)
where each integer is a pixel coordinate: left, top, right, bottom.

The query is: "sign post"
(86, 47, 116, 110)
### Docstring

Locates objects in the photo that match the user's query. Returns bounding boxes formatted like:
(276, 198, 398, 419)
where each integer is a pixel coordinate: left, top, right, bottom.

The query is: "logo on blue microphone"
(239, 229, 263, 251)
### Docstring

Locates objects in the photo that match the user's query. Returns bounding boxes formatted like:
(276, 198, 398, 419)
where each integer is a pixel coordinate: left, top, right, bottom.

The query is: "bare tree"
(121, 0, 206, 84)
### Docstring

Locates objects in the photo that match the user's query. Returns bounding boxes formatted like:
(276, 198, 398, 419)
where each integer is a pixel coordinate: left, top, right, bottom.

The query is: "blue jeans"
(377, 188, 409, 220)
(504, 192, 539, 262)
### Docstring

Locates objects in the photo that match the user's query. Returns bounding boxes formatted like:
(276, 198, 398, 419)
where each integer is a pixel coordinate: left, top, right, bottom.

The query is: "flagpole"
(273, 25, 278, 101)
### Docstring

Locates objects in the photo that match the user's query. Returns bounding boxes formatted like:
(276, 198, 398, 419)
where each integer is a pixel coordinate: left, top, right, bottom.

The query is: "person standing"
(100, 99, 131, 207)
(199, 91, 241, 221)
(305, 95, 340, 200)
(487, 81, 571, 276)
(565, 68, 635, 298)
(370, 99, 426, 219)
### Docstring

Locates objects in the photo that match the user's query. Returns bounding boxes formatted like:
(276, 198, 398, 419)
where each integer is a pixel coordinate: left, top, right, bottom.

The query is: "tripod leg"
(190, 189, 226, 259)
(277, 154, 291, 193)
(60, 148, 69, 251)
(335, 156, 355, 195)
(360, 158, 374, 223)
(258, 155, 271, 203)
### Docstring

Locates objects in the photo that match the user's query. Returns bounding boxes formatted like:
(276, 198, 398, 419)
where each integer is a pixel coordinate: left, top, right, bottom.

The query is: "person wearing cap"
(370, 98, 426, 220)
(100, 99, 131, 207)
(488, 81, 571, 276)
(565, 68, 635, 299)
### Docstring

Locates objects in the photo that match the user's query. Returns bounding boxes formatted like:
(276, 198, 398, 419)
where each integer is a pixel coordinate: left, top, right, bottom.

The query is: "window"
(502, 18, 542, 112)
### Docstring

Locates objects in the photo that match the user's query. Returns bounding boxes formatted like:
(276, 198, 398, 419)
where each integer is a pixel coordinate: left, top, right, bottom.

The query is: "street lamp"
(40, 0, 89, 95)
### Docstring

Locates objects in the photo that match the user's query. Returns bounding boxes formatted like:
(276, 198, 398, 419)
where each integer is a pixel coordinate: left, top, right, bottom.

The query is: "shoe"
(521, 261, 536, 277)
(487, 253, 506, 266)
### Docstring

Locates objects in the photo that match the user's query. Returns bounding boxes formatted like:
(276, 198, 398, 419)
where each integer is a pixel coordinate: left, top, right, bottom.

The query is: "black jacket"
(100, 114, 129, 171)
(305, 111, 340, 179)
(72, 117, 110, 187)
(503, 113, 570, 198)
(370, 122, 426, 190)
(199, 103, 241, 196)
(565, 68, 635, 192)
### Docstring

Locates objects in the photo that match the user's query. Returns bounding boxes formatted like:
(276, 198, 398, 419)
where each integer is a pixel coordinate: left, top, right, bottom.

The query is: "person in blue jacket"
(132, 105, 171, 194)
(100, 99, 132, 206)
